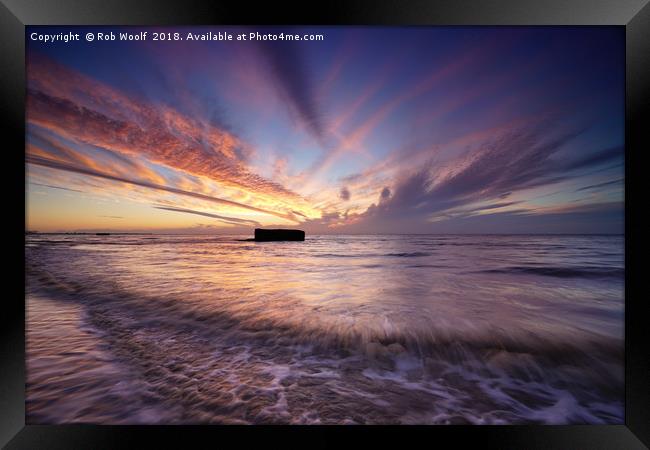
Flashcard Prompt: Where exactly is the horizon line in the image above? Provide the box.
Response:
[25,231,625,236]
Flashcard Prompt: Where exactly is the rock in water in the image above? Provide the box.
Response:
[254,228,305,241]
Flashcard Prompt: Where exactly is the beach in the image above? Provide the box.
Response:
[26,234,624,424]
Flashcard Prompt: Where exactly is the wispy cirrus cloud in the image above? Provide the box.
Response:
[26,27,624,234]
[575,178,623,192]
[29,182,84,193]
[255,39,325,141]
[26,57,309,207]
[337,122,623,232]
[26,153,299,223]
[26,55,328,226]
[154,205,261,227]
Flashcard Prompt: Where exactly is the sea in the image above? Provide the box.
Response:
[25,234,624,424]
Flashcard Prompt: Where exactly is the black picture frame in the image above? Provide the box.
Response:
[2,0,648,448]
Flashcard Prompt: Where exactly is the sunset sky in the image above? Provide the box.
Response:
[26,26,624,234]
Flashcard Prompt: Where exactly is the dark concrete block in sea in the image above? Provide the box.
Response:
[254,228,305,242]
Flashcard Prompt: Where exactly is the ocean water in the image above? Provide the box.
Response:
[25,234,624,424]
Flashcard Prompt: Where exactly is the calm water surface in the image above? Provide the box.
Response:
[26,234,624,424]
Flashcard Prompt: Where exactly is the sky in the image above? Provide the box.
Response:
[26,26,624,234]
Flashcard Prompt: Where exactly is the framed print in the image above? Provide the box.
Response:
[1,0,649,448]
